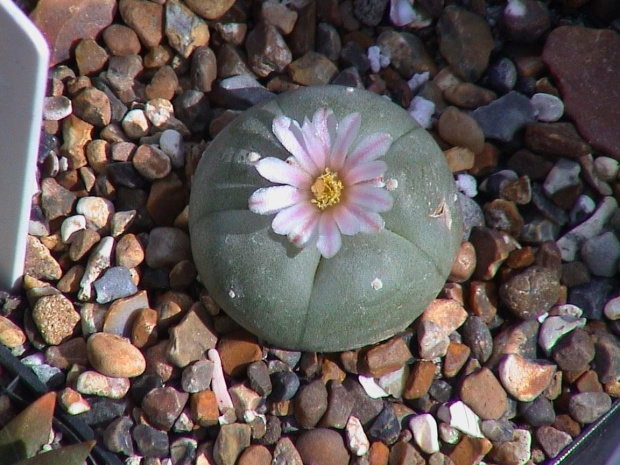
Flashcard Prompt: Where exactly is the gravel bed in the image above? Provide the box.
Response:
[2,0,620,464]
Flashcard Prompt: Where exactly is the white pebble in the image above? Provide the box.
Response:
[43,96,72,121]
[539,316,586,355]
[505,0,526,18]
[556,196,618,261]
[385,178,399,191]
[407,72,429,92]
[358,374,389,399]
[110,210,137,237]
[76,196,115,230]
[345,416,369,456]
[604,295,620,320]
[543,158,580,198]
[593,156,619,182]
[456,173,478,197]
[160,129,185,168]
[569,195,596,225]
[437,401,483,438]
[551,304,583,318]
[79,236,114,301]
[410,414,439,454]
[145,99,175,127]
[122,109,150,139]
[60,215,86,243]
[389,0,418,27]
[367,46,389,74]
[531,93,564,122]
[408,96,435,129]
[377,365,408,398]
[371,278,383,290]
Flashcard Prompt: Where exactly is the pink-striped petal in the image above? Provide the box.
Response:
[333,204,361,236]
[347,184,394,212]
[341,160,388,186]
[316,211,343,258]
[288,211,320,247]
[347,204,385,233]
[343,132,392,170]
[329,112,361,170]
[301,117,327,170]
[312,108,336,154]
[248,186,304,215]
[271,201,317,235]
[255,157,313,188]
[272,116,318,174]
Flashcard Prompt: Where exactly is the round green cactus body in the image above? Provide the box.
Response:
[189,86,462,352]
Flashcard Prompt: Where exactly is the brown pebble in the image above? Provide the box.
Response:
[468,281,498,324]
[364,336,412,378]
[103,24,141,56]
[444,83,496,109]
[142,386,188,431]
[449,435,492,465]
[525,122,591,159]
[460,368,508,420]
[320,380,354,429]
[448,242,476,283]
[368,441,389,465]
[536,426,572,459]
[115,233,144,269]
[443,341,471,378]
[146,174,188,226]
[483,199,523,237]
[444,147,475,173]
[145,340,179,382]
[213,424,252,465]
[217,330,262,377]
[167,302,218,367]
[421,299,468,336]
[184,0,235,20]
[131,308,158,348]
[146,65,178,101]
[238,444,272,465]
[0,316,27,348]
[389,441,426,465]
[499,354,556,402]
[87,332,146,378]
[132,144,171,180]
[288,51,338,86]
[57,265,85,293]
[32,294,81,345]
[403,360,436,400]
[438,106,485,154]
[45,337,88,369]
[75,39,109,76]
[499,266,560,320]
[469,226,515,280]
[118,0,164,48]
[191,46,217,92]
[296,428,350,465]
[246,22,292,77]
[552,328,595,373]
[73,88,111,128]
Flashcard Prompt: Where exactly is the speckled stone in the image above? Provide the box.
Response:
[32,294,81,345]
[568,392,612,424]
[142,386,189,431]
[87,332,146,378]
[499,266,560,320]
[213,424,252,465]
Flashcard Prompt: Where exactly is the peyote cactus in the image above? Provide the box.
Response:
[189,86,462,352]
[0,392,95,465]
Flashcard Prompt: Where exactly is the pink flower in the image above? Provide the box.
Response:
[249,108,394,258]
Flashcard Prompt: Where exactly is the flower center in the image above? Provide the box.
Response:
[311,168,343,210]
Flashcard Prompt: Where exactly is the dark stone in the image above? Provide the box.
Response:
[173,89,210,133]
[568,277,619,320]
[342,377,383,426]
[367,402,401,445]
[130,373,164,404]
[320,380,354,429]
[485,58,518,94]
[543,26,620,160]
[339,40,370,73]
[247,361,272,397]
[500,0,550,43]
[481,419,515,442]
[218,75,275,110]
[428,379,452,403]
[258,415,282,446]
[506,149,553,181]
[461,315,493,363]
[499,266,561,320]
[93,266,138,304]
[552,329,595,373]
[593,332,620,383]
[524,122,591,159]
[530,183,569,226]
[269,371,300,402]
[92,77,128,123]
[76,398,128,427]
[472,91,535,142]
[103,416,134,456]
[106,162,149,189]
[353,0,388,26]
[133,423,170,458]
[519,396,556,427]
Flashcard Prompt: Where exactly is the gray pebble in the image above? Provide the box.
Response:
[367,403,400,445]
[481,419,514,442]
[519,396,555,427]
[472,91,535,142]
[173,89,210,133]
[353,0,388,26]
[568,277,619,320]
[145,227,192,270]
[269,371,300,402]
[93,266,138,304]
[103,416,135,456]
[181,360,214,393]
[458,192,485,241]
[218,75,275,110]
[133,423,170,458]
[581,231,620,277]
[486,57,517,94]
[461,315,493,363]
[531,93,564,122]
[569,195,596,225]
[316,22,341,61]
[568,392,612,424]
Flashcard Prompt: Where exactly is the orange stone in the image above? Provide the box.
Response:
[191,390,219,427]
[403,361,436,400]
[364,337,412,378]
[217,330,263,377]
[368,441,389,465]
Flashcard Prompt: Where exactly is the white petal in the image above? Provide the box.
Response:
[342,160,388,185]
[344,133,392,170]
[316,211,342,258]
[248,186,304,215]
[330,113,361,170]
[312,108,336,154]
[255,157,312,188]
[333,204,361,236]
[301,117,327,170]
[347,204,385,233]
[271,202,317,235]
[273,116,318,174]
[288,211,320,247]
[348,185,394,212]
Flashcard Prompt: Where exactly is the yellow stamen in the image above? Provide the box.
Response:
[311,168,343,210]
